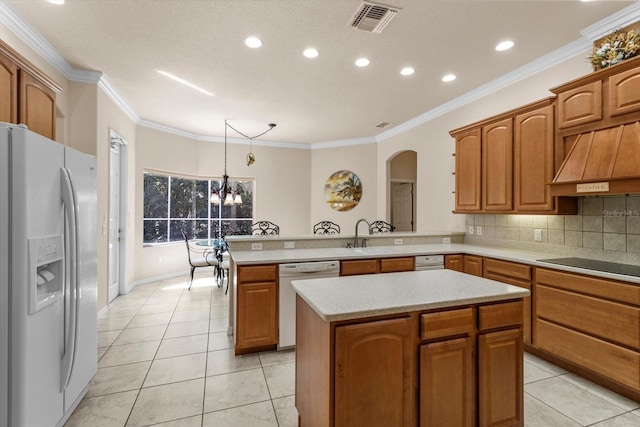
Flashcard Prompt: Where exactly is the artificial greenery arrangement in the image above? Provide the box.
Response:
[591,29,640,70]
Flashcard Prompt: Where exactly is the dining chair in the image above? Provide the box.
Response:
[313,221,340,235]
[370,220,395,233]
[181,231,218,290]
[251,221,280,235]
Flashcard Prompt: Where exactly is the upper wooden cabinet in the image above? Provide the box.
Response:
[0,40,60,140]
[609,66,640,117]
[556,81,602,129]
[514,104,554,211]
[451,98,576,214]
[454,128,482,211]
[482,118,513,211]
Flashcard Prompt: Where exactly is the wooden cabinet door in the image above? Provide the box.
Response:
[335,317,414,427]
[340,259,379,276]
[19,70,56,140]
[609,66,640,117]
[0,51,18,124]
[478,329,524,427]
[454,128,482,211]
[380,257,414,273]
[236,281,277,351]
[514,105,554,212]
[557,81,602,129]
[482,118,513,211]
[463,255,483,277]
[420,338,474,427]
[445,254,464,272]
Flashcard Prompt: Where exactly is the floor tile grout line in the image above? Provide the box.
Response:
[524,391,587,426]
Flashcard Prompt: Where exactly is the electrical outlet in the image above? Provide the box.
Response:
[468,226,474,235]
[157,257,163,264]
[251,243,263,251]
[284,241,295,249]
[394,239,403,245]
[442,237,451,244]
[476,226,483,236]
[534,229,543,242]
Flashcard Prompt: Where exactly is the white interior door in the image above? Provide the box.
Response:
[391,182,414,231]
[108,138,122,303]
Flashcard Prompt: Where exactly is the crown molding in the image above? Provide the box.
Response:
[581,2,640,40]
[98,74,140,122]
[311,137,377,150]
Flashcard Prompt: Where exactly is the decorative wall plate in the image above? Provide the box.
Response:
[325,170,362,211]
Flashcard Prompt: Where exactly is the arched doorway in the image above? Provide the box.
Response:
[388,150,417,231]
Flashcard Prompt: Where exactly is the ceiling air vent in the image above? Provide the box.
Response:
[350,1,400,33]
[376,121,393,129]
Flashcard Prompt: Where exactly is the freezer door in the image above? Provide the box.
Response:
[62,146,97,412]
[9,125,65,427]
[0,127,10,427]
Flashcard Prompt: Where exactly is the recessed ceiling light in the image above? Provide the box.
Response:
[46,0,65,4]
[303,48,319,58]
[355,58,370,67]
[442,74,456,82]
[400,67,415,76]
[495,40,515,51]
[156,70,214,97]
[245,37,262,48]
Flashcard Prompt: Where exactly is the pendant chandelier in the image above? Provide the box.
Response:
[210,120,276,205]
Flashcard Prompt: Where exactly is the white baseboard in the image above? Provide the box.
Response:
[97,305,109,319]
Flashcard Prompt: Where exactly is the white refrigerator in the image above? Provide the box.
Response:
[0,123,97,427]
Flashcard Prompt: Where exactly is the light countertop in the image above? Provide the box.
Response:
[292,269,530,322]
[230,243,640,284]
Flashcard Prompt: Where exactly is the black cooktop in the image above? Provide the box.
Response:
[537,257,640,278]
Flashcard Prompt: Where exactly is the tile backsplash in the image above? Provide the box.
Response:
[464,195,640,264]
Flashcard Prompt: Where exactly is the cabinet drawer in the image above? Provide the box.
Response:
[537,285,640,349]
[380,257,414,273]
[536,268,640,306]
[537,319,640,390]
[478,301,523,331]
[484,258,531,282]
[420,308,475,340]
[557,81,602,128]
[609,66,640,117]
[237,265,278,283]
[340,259,379,276]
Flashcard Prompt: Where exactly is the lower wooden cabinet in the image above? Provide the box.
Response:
[464,255,484,277]
[235,265,278,354]
[340,256,415,276]
[420,337,474,427]
[445,254,464,272]
[335,317,414,427]
[478,328,524,427]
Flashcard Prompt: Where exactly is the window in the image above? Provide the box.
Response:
[143,172,254,244]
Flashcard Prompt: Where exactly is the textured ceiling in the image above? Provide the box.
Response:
[4,0,636,144]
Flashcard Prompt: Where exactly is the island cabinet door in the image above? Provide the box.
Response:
[420,337,474,427]
[236,282,277,352]
[478,329,524,427]
[334,317,414,427]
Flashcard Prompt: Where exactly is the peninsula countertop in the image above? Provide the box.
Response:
[291,269,530,322]
[230,243,640,284]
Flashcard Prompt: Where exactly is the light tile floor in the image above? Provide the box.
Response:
[66,272,640,426]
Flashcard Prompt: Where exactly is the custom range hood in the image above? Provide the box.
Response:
[549,122,640,197]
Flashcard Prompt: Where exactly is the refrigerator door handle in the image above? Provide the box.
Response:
[60,167,79,392]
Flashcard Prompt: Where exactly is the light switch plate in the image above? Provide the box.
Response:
[442,237,451,244]
[468,226,474,235]
[284,241,295,249]
[394,239,403,245]
[251,243,263,251]
[476,226,483,236]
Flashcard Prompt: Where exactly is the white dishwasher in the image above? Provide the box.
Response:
[278,260,340,350]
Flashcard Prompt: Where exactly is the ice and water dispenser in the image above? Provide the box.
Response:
[28,235,64,314]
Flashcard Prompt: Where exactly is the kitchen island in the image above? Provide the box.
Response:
[292,269,529,427]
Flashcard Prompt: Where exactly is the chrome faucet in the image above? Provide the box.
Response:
[353,218,370,248]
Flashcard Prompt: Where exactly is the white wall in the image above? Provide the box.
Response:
[376,54,594,233]
[310,143,378,234]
